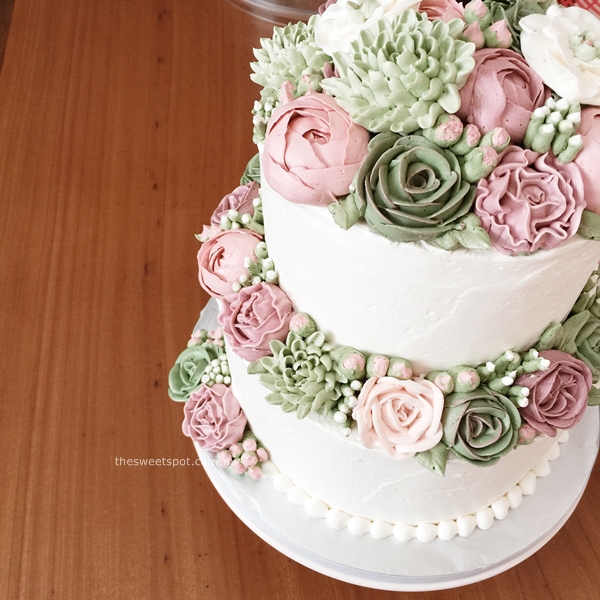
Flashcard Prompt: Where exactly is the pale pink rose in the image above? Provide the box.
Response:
[210,182,259,229]
[574,107,600,214]
[352,377,444,459]
[218,282,294,361]
[197,229,262,298]
[516,350,592,437]
[419,0,463,21]
[182,384,247,452]
[475,146,585,255]
[457,48,547,144]
[263,91,370,206]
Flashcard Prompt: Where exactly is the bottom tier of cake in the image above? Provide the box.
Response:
[227,348,563,535]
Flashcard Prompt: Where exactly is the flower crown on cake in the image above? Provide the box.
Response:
[170,0,600,478]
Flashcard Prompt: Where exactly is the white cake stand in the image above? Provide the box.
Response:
[193,303,600,591]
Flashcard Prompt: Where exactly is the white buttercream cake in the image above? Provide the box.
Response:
[170,0,600,543]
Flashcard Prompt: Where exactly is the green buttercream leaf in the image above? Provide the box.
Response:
[266,392,284,405]
[578,210,600,241]
[328,192,366,230]
[414,442,448,476]
[559,311,591,355]
[588,386,600,406]
[535,323,564,351]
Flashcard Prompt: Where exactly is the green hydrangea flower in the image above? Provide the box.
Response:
[321,10,475,134]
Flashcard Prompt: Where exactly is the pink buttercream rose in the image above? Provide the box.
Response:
[182,383,247,452]
[210,182,259,229]
[574,107,600,214]
[197,229,262,298]
[352,377,444,459]
[263,91,370,206]
[419,0,463,21]
[516,350,592,437]
[218,282,294,361]
[475,146,585,255]
[457,48,547,144]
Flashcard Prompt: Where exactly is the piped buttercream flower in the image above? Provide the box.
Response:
[262,91,370,206]
[457,48,547,145]
[356,132,475,242]
[419,0,463,22]
[474,146,585,255]
[352,376,444,459]
[168,342,224,401]
[515,350,592,437]
[442,387,521,465]
[197,229,262,298]
[218,282,294,361]
[210,182,259,230]
[320,10,476,134]
[574,107,600,214]
[314,0,421,56]
[520,5,600,105]
[182,384,247,452]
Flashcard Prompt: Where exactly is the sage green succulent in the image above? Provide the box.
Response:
[168,341,224,402]
[251,15,330,93]
[240,153,261,186]
[248,331,359,419]
[321,10,475,134]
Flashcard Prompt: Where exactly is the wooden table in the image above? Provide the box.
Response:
[1,0,599,598]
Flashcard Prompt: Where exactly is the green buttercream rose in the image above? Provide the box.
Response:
[442,387,521,466]
[168,342,223,402]
[560,310,600,383]
[357,132,476,242]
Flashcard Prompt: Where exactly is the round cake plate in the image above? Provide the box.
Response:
[193,303,600,591]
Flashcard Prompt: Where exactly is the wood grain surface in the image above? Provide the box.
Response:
[1,0,599,598]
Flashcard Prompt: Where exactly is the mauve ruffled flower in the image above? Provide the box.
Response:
[574,107,600,214]
[262,91,369,206]
[210,182,260,229]
[516,350,592,437]
[218,282,294,361]
[352,377,444,459]
[475,146,585,255]
[197,229,262,298]
[457,48,547,145]
[182,384,247,452]
[419,0,463,21]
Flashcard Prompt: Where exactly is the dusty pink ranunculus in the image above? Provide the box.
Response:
[197,229,262,298]
[475,146,585,255]
[516,350,592,437]
[182,383,247,452]
[352,377,444,459]
[210,182,259,229]
[263,91,370,206]
[457,48,547,145]
[419,0,463,21]
[218,282,294,361]
[574,107,600,215]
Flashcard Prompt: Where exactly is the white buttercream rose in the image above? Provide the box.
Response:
[315,0,421,57]
[352,377,444,459]
[520,5,600,105]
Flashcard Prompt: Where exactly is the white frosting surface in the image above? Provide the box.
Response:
[228,348,559,525]
[261,176,600,373]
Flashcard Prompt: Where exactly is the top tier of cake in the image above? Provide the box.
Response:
[262,174,600,373]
